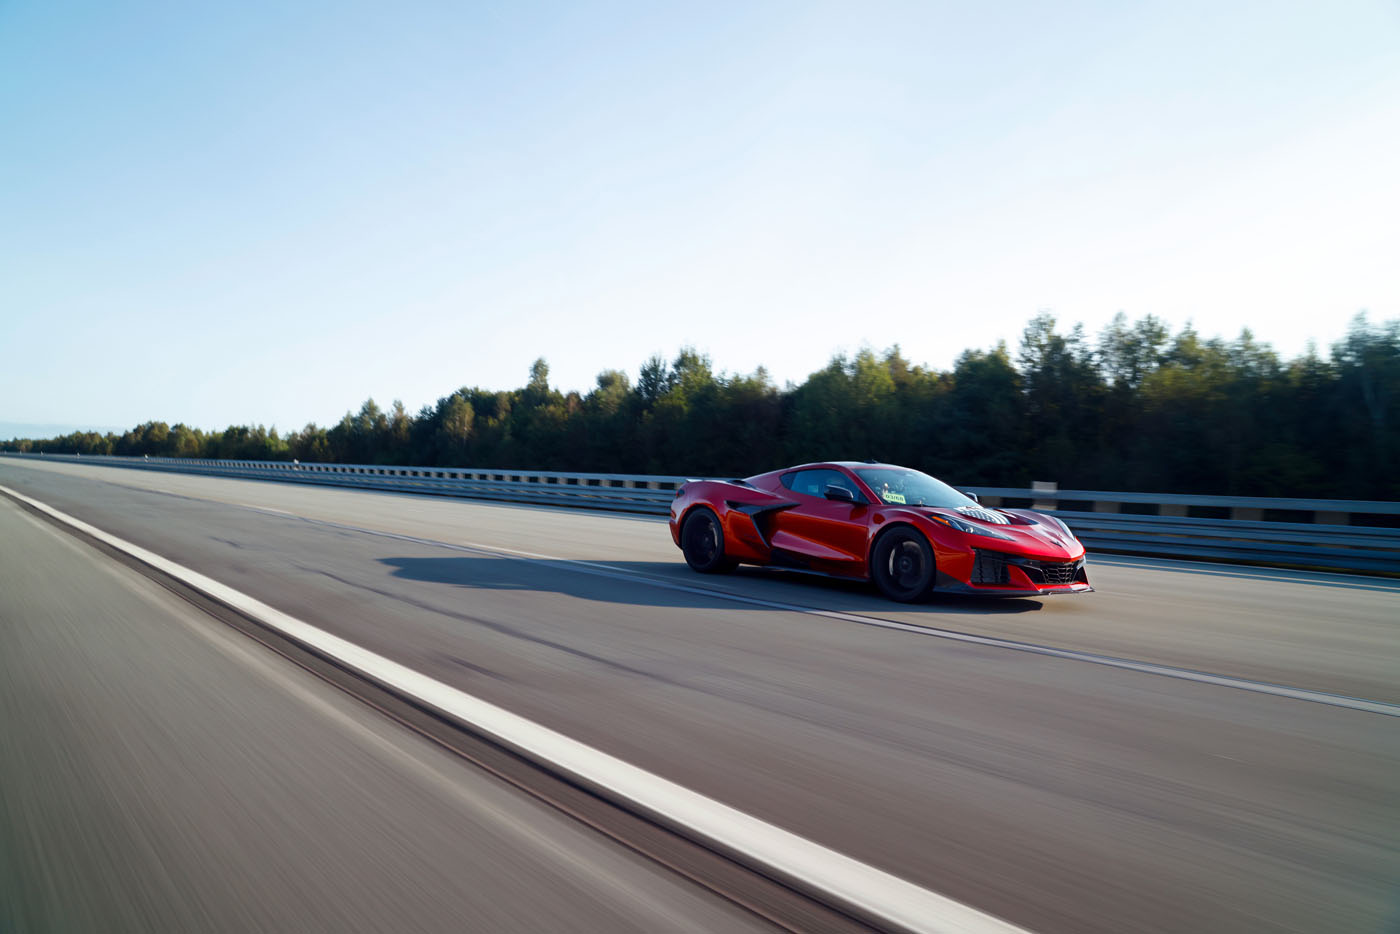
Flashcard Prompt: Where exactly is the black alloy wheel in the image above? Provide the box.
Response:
[681,508,737,573]
[871,527,935,602]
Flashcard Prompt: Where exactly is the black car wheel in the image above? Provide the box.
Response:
[871,527,935,602]
[681,508,737,573]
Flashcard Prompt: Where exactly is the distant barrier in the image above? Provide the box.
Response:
[4,453,1397,574]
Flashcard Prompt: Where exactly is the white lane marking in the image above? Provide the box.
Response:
[1,483,1030,934]
[237,502,292,515]
[253,511,1400,720]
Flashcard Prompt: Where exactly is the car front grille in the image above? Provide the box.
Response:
[971,550,1085,587]
[1047,562,1079,584]
[1021,558,1085,585]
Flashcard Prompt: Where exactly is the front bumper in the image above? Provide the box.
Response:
[936,574,1094,597]
[938,548,1093,596]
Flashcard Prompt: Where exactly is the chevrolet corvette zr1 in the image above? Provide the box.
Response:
[669,462,1091,601]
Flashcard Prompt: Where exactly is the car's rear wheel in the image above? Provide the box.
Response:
[871,527,935,602]
[681,508,737,573]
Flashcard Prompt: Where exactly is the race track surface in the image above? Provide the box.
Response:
[2,458,1397,933]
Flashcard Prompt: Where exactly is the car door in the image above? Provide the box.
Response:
[767,468,871,575]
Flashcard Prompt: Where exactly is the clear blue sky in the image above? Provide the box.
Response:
[3,0,1397,434]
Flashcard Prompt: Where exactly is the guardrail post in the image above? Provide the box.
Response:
[1315,511,1350,525]
[1032,481,1057,511]
[1230,507,1263,521]
[1159,504,1188,517]
[1093,501,1120,513]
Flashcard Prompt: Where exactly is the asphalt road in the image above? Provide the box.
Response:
[2,458,1398,933]
[0,494,772,933]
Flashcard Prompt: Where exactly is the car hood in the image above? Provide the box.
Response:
[924,506,1085,561]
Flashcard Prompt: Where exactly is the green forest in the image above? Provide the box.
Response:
[7,313,1399,500]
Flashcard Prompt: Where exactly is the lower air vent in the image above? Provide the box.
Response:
[971,550,1011,585]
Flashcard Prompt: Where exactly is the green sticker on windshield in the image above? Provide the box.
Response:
[882,491,906,504]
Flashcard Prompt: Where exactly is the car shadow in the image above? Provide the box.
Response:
[379,556,1044,615]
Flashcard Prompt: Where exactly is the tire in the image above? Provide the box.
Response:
[871,526,935,602]
[681,508,737,573]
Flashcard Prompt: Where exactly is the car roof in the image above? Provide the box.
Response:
[800,461,902,470]
[752,461,904,476]
[742,461,912,487]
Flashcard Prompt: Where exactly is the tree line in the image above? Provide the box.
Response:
[7,313,1398,500]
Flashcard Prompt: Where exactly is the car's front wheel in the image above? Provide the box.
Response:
[871,527,935,602]
[681,508,737,573]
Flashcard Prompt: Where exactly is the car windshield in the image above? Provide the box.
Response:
[854,468,976,508]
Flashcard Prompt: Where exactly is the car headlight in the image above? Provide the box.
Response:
[929,513,1016,541]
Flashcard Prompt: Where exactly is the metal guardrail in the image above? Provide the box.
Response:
[3,453,684,513]
[970,485,1400,520]
[4,453,1397,574]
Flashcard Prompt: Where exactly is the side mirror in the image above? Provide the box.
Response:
[825,484,857,503]
[962,491,980,503]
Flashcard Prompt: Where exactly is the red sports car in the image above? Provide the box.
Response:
[669,461,1091,601]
